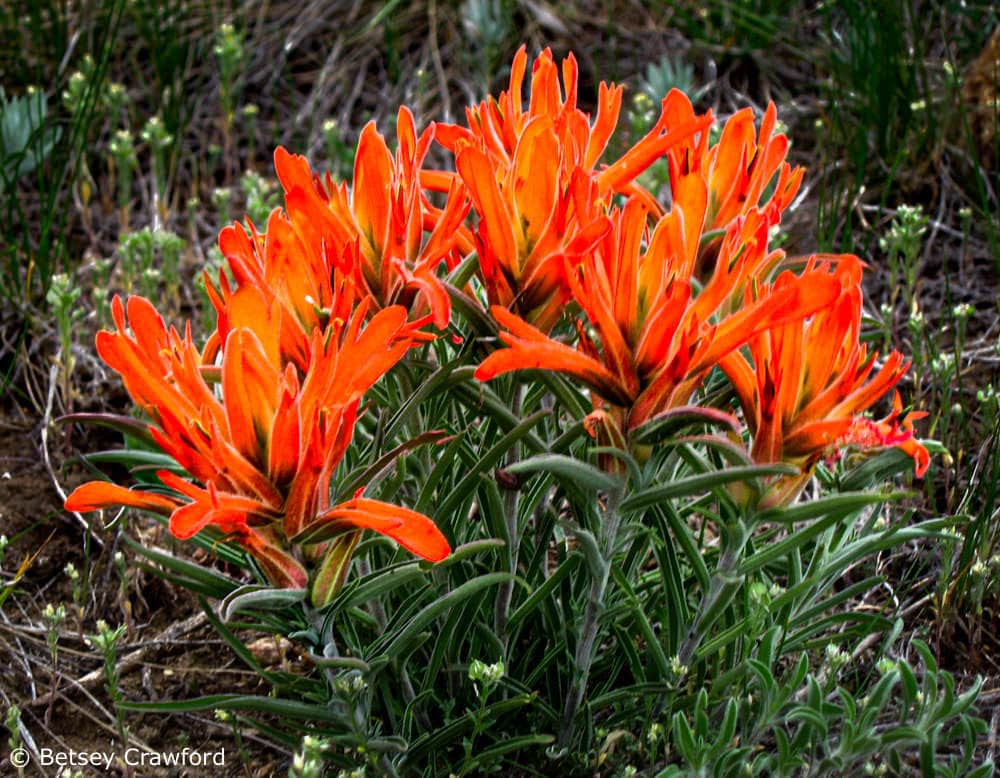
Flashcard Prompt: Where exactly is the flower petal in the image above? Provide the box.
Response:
[296,498,450,562]
[64,482,177,516]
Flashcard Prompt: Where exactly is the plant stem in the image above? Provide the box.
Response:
[494,383,524,650]
[558,494,621,751]
[678,527,748,668]
[494,485,519,644]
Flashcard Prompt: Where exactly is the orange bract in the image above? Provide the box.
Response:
[720,257,929,481]
[431,47,712,331]
[662,91,804,279]
[271,106,470,330]
[476,198,842,432]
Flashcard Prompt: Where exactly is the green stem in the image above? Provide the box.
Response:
[677,525,748,668]
[558,494,622,752]
[494,382,524,650]
[493,486,519,644]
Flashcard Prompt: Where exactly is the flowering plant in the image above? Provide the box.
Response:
[65,46,949,772]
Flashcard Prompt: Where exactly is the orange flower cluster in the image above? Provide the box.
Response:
[720,259,930,478]
[67,46,929,587]
[462,48,928,487]
[66,204,451,605]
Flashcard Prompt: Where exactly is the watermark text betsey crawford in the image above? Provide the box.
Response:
[35,746,227,769]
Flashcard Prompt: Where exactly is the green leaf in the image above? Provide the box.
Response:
[740,499,888,575]
[535,371,590,420]
[507,453,622,492]
[199,598,287,685]
[621,464,796,513]
[838,447,924,489]
[57,412,157,446]
[631,405,740,446]
[369,572,514,660]
[452,381,547,448]
[610,565,671,681]
[339,429,448,499]
[464,733,555,767]
[312,656,371,672]
[81,449,187,471]
[716,697,738,750]
[219,585,306,622]
[445,281,497,336]
[327,561,425,614]
[882,725,925,744]
[416,431,469,514]
[590,445,643,485]
[786,705,829,736]
[404,694,536,763]
[122,536,242,598]
[384,361,474,441]
[435,409,550,523]
[447,251,480,288]
[434,538,507,567]
[310,533,361,608]
[672,711,698,765]
[757,491,900,526]
[508,554,581,630]
[119,694,341,721]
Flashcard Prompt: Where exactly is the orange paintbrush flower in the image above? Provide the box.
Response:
[476,197,842,433]
[662,91,804,279]
[65,295,451,602]
[719,257,929,488]
[432,46,625,190]
[270,106,470,330]
[212,208,362,373]
[453,135,612,331]
[429,47,712,331]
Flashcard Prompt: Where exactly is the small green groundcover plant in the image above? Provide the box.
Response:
[63,46,990,777]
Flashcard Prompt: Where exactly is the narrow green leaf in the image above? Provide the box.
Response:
[384,361,473,441]
[329,562,425,614]
[631,405,740,445]
[465,733,555,766]
[404,695,536,762]
[672,711,698,765]
[312,656,371,672]
[416,431,469,514]
[370,572,513,659]
[507,453,622,492]
[435,538,507,567]
[452,382,547,450]
[447,251,480,288]
[881,725,925,744]
[119,694,340,721]
[445,281,497,336]
[653,503,711,592]
[122,536,242,598]
[740,506,866,575]
[756,491,900,526]
[621,464,795,513]
[81,449,187,471]
[340,429,448,498]
[435,409,550,523]
[508,554,581,630]
[839,447,925,490]
[610,565,671,681]
[568,525,605,580]
[219,585,306,622]
[58,412,157,446]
